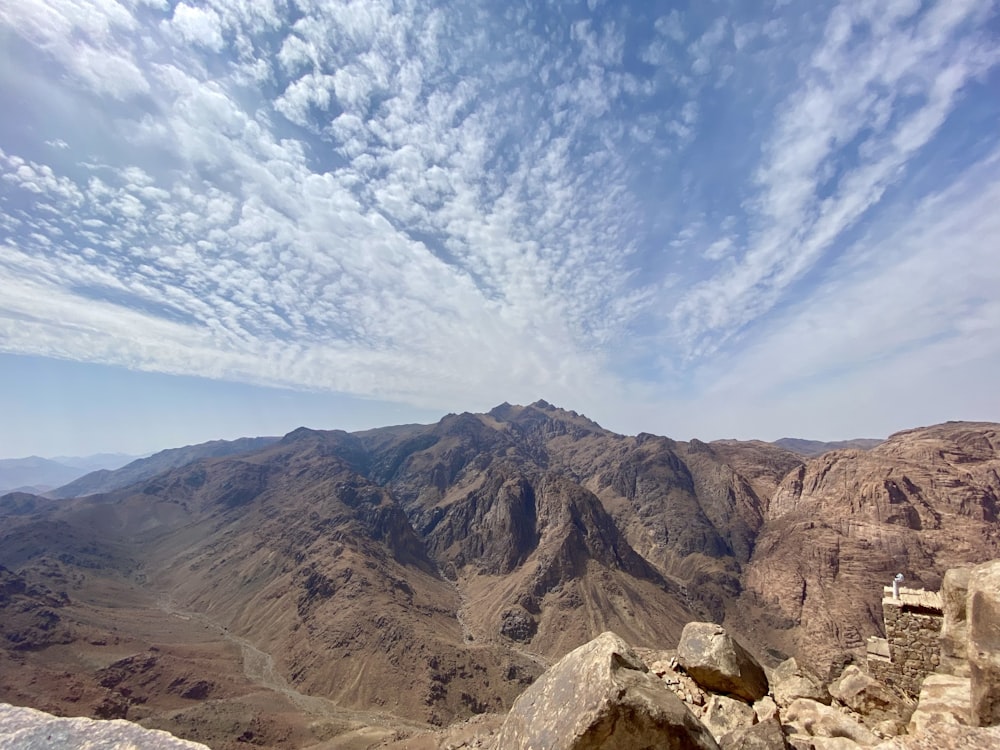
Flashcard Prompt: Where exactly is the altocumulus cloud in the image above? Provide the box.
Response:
[0,0,998,439]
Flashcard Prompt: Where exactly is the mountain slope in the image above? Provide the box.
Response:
[51,437,279,498]
[743,421,1000,673]
[2,407,999,747]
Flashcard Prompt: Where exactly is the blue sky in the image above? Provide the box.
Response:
[1,0,998,457]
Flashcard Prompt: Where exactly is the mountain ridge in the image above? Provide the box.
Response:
[1,405,998,748]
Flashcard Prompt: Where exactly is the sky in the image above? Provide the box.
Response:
[1,0,998,457]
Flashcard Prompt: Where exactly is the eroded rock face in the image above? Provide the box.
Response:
[492,631,720,750]
[939,567,971,676]
[968,560,1000,726]
[0,702,209,749]
[678,623,769,702]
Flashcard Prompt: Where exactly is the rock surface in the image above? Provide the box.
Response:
[907,673,970,734]
[492,631,720,750]
[968,560,1000,726]
[939,567,971,677]
[720,717,788,750]
[874,722,1000,749]
[772,658,829,708]
[744,423,1000,674]
[678,622,769,702]
[703,694,757,741]
[0,702,209,748]
[828,665,911,727]
[782,698,878,746]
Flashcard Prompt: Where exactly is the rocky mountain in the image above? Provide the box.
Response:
[1,405,998,748]
[0,453,138,495]
[743,421,1000,674]
[50,436,278,498]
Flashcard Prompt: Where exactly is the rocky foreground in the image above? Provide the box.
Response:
[4,560,999,749]
[2,410,998,747]
[377,558,1000,750]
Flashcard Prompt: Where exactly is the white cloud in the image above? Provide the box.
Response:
[0,0,997,444]
[166,3,225,52]
[671,0,999,356]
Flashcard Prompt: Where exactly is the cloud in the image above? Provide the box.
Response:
[670,0,999,357]
[0,0,997,442]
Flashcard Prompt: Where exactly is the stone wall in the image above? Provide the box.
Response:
[867,587,943,697]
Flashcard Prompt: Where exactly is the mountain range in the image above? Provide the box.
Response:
[0,453,137,495]
[1,403,997,749]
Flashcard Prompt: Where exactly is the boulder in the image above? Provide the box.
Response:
[720,717,789,750]
[907,673,969,734]
[873,722,1000,749]
[968,560,1000,726]
[811,740,867,750]
[754,696,779,723]
[0,702,208,749]
[772,658,829,708]
[492,631,720,750]
[678,623,769,702]
[939,567,971,677]
[703,694,756,741]
[782,698,878,746]
[828,666,912,726]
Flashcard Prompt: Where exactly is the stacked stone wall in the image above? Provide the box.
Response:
[870,602,942,696]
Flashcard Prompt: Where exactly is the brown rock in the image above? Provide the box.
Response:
[874,722,1000,749]
[782,699,878,746]
[492,631,720,750]
[907,673,970,734]
[678,623,769,702]
[939,567,971,676]
[772,658,829,708]
[744,423,1000,675]
[754,696,779,723]
[720,717,788,750]
[968,560,1000,726]
[703,694,757,741]
[828,666,912,726]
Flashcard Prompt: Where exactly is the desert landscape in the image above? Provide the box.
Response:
[2,402,998,748]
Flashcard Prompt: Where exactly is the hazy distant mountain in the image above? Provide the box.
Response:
[0,454,135,495]
[51,453,138,472]
[772,437,883,456]
[50,437,280,498]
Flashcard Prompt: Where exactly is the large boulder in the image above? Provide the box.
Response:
[720,717,788,750]
[703,694,756,741]
[968,560,1000,726]
[492,631,720,750]
[828,665,913,727]
[907,673,970,735]
[874,721,1000,749]
[678,623,769,702]
[939,567,972,677]
[772,658,829,708]
[782,698,878,746]
[0,703,209,749]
